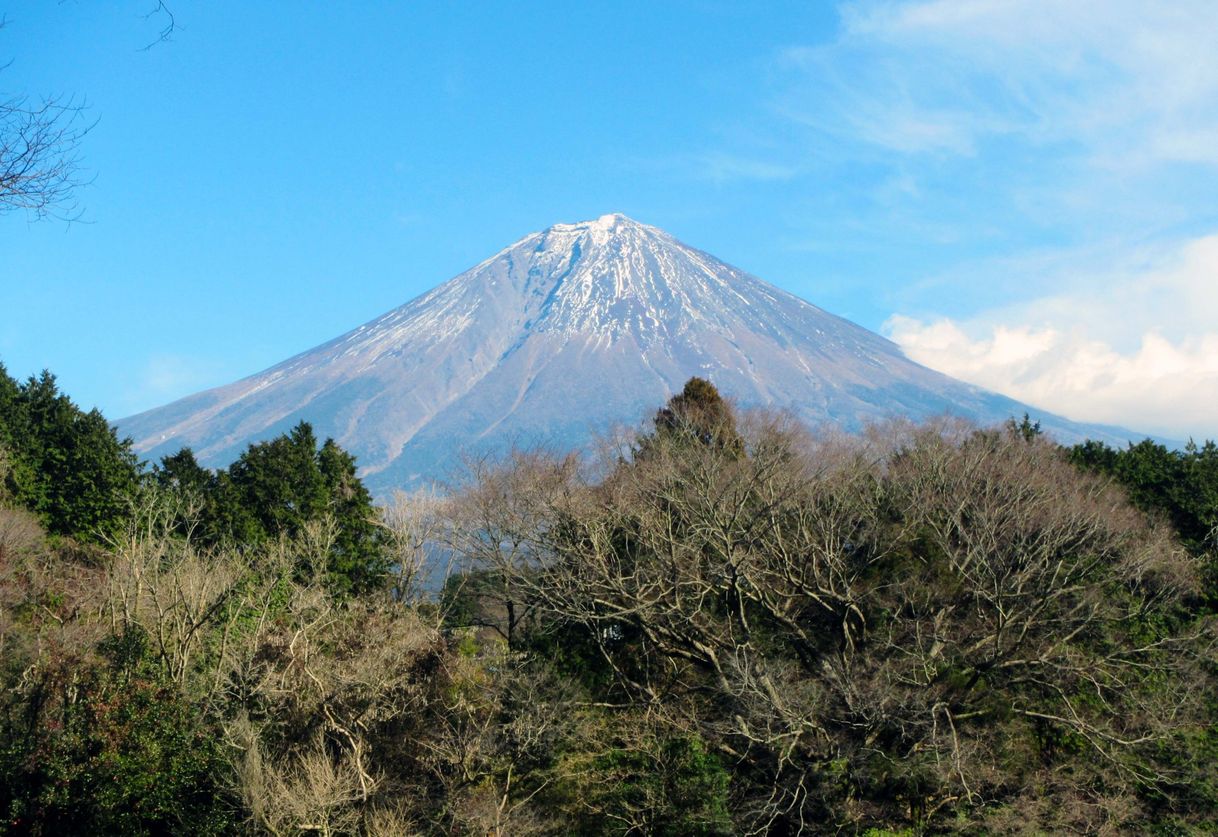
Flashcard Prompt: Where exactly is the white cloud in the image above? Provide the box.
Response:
[886,235,1218,438]
[766,2,1218,439]
[812,0,1218,168]
[738,1,1218,439]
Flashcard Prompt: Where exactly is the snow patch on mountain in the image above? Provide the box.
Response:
[119,214,1136,495]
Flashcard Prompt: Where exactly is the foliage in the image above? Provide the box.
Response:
[639,376,743,457]
[456,399,1215,832]
[0,533,234,834]
[0,364,140,541]
[1070,437,1218,601]
[548,727,733,836]
[155,422,388,595]
[0,372,1215,834]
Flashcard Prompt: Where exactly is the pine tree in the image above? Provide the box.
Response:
[157,422,387,594]
[0,364,140,540]
[641,377,744,458]
[318,437,386,594]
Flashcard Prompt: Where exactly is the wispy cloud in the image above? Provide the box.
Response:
[696,152,808,186]
[118,354,228,418]
[632,150,803,185]
[692,151,803,183]
[760,0,1218,237]
[792,0,1218,169]
[749,1,1218,436]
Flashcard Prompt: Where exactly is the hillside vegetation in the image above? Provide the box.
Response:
[0,366,1215,834]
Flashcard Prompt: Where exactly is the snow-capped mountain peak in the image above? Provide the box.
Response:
[119,215,1129,494]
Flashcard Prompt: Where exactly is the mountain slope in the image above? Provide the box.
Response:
[119,214,1131,494]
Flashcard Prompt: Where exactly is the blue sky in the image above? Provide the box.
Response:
[2,1,1216,438]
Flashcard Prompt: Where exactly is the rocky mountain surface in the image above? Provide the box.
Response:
[119,214,1133,494]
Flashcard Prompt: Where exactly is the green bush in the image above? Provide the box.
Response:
[0,630,235,835]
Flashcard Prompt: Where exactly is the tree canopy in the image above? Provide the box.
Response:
[155,422,387,595]
[1,372,1215,833]
[447,383,1217,832]
[0,363,140,541]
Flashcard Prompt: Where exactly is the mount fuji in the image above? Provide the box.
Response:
[119,214,1132,495]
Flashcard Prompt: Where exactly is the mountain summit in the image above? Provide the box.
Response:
[120,215,1122,493]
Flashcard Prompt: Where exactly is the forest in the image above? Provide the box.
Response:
[1,366,1216,835]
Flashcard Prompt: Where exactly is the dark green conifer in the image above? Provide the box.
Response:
[0,363,140,540]
[642,376,744,458]
[157,421,387,594]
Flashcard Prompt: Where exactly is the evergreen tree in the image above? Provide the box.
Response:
[1007,412,1043,443]
[0,363,141,540]
[1070,438,1218,556]
[640,377,744,458]
[1071,436,1218,602]
[155,446,211,496]
[156,422,387,594]
[228,422,330,539]
[317,437,387,595]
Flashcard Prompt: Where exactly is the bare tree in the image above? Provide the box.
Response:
[1,3,181,219]
[0,14,91,219]
[140,2,178,49]
[380,487,449,607]
[0,90,89,219]
[454,411,1214,832]
[444,450,579,649]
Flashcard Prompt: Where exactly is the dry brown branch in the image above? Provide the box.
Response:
[448,414,1213,830]
[0,91,90,219]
